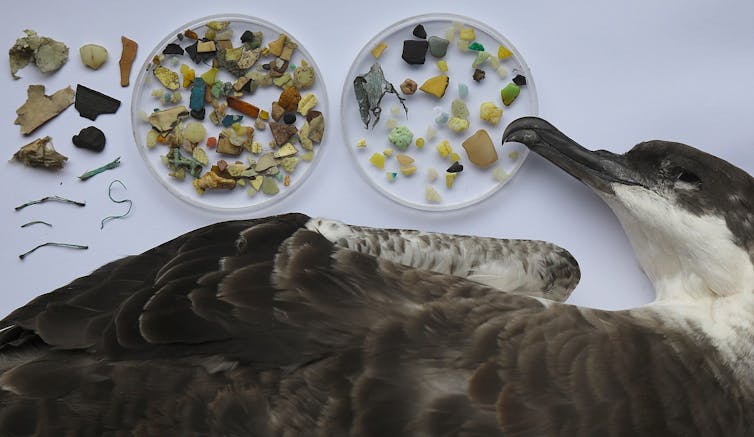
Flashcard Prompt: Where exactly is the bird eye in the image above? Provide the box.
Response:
[676,170,701,184]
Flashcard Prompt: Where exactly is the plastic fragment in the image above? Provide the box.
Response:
[462,129,498,168]
[164,147,203,178]
[100,180,132,229]
[459,27,476,41]
[445,172,457,188]
[383,148,394,157]
[402,40,429,64]
[19,243,88,260]
[119,36,138,87]
[193,147,208,166]
[496,66,508,78]
[386,172,398,182]
[436,60,448,72]
[74,84,121,120]
[385,119,398,129]
[400,79,417,95]
[12,136,67,169]
[10,30,69,79]
[436,140,452,159]
[447,117,469,132]
[356,138,367,148]
[261,176,279,195]
[419,74,449,98]
[451,99,469,120]
[509,151,519,161]
[428,36,449,58]
[353,63,407,128]
[426,125,437,141]
[415,137,425,148]
[388,126,414,151]
[79,44,108,69]
[493,166,509,181]
[468,41,484,51]
[480,102,503,125]
[412,24,427,39]
[512,74,527,86]
[396,154,414,166]
[154,66,180,90]
[458,83,469,99]
[14,85,74,135]
[501,82,521,106]
[279,86,301,111]
[293,60,315,89]
[427,167,438,182]
[447,161,464,173]
[497,45,513,59]
[425,185,442,203]
[149,106,188,133]
[15,195,85,211]
[369,152,385,169]
[227,96,260,117]
[273,143,298,158]
[162,43,184,56]
[193,171,236,194]
[473,69,486,82]
[297,93,317,116]
[472,51,492,68]
[79,156,121,181]
[371,42,387,58]
[183,122,207,143]
[221,114,243,127]
[400,166,417,176]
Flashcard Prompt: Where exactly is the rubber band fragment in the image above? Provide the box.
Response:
[20,220,52,228]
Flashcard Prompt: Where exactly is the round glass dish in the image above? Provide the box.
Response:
[341,13,538,211]
[132,14,328,213]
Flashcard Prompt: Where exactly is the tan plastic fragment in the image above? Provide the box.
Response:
[14,85,75,135]
[119,36,138,87]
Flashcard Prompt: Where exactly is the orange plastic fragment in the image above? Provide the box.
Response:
[227,96,260,118]
[284,175,291,186]
[184,29,198,40]
[206,136,217,148]
[119,36,138,87]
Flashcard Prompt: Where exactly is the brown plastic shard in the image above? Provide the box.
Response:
[119,36,138,87]
[14,85,74,135]
[12,136,68,169]
[9,30,69,79]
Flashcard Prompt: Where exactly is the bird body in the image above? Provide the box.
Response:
[0,117,752,436]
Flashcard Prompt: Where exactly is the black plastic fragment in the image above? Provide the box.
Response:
[401,40,429,65]
[447,161,464,173]
[72,126,106,152]
[185,40,215,64]
[473,68,486,82]
[283,112,296,125]
[162,43,184,56]
[412,24,427,39]
[190,108,206,120]
[512,74,527,86]
[74,85,121,121]
[240,30,254,43]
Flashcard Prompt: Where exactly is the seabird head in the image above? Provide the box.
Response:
[504,117,754,302]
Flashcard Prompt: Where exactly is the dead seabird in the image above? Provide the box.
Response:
[0,117,750,435]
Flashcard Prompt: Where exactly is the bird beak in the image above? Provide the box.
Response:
[503,117,642,194]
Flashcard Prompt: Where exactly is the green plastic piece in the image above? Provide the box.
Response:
[501,83,521,106]
[388,125,414,151]
[468,41,485,51]
[261,176,279,195]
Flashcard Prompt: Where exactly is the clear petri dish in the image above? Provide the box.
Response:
[341,13,538,211]
[131,14,328,213]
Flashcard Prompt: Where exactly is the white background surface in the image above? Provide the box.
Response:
[1,0,752,318]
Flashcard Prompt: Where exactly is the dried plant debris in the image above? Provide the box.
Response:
[19,242,88,260]
[75,84,121,120]
[14,85,74,135]
[353,63,406,129]
[119,36,138,87]
[15,195,85,211]
[11,136,68,170]
[9,30,69,79]
[100,180,132,229]
[20,220,52,228]
[72,126,106,152]
[79,157,121,181]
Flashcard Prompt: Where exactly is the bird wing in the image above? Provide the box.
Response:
[0,213,744,436]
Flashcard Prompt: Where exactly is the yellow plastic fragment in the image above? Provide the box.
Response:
[480,102,504,125]
[267,34,287,57]
[301,151,315,161]
[369,152,385,169]
[427,168,438,182]
[201,68,218,85]
[425,185,442,203]
[259,110,269,120]
[251,141,263,154]
[385,118,398,129]
[498,45,513,59]
[180,64,195,88]
[415,137,425,148]
[192,146,208,165]
[273,143,298,158]
[426,125,437,141]
[450,152,461,162]
[383,148,394,157]
[227,162,246,177]
[447,117,470,132]
[146,130,158,148]
[436,140,452,159]
[386,172,398,183]
[400,166,417,176]
[436,60,448,72]
[371,42,387,58]
[356,138,367,148]
[154,66,179,91]
[250,175,264,191]
[446,172,457,188]
[419,74,450,98]
[297,93,317,116]
[459,27,476,41]
[509,151,519,161]
[396,154,414,166]
[237,179,246,187]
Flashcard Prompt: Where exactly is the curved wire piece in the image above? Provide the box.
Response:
[100,180,133,229]
[20,220,53,228]
[19,242,88,260]
[15,196,86,211]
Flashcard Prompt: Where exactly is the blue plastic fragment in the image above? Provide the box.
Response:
[221,114,244,127]
[435,112,450,126]
[458,83,469,99]
[189,78,206,111]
